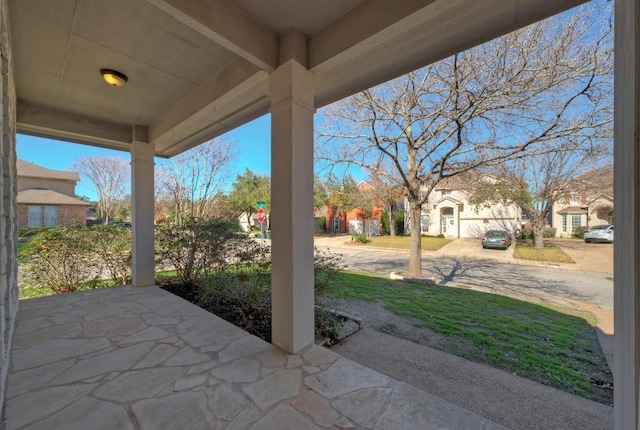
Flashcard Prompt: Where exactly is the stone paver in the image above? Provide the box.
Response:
[5,286,505,429]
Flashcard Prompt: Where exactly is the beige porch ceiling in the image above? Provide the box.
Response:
[10,0,586,158]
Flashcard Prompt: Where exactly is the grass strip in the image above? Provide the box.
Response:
[364,236,453,251]
[331,271,611,404]
[514,242,575,263]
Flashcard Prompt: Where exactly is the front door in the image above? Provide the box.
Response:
[441,207,454,236]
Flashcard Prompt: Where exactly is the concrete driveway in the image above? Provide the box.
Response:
[547,238,613,274]
[436,237,515,263]
[430,237,613,275]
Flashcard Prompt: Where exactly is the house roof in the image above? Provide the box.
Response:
[574,165,614,198]
[17,159,80,182]
[17,189,91,206]
[435,170,484,191]
[557,206,587,215]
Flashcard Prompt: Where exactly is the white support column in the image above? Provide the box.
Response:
[269,60,316,354]
[130,134,155,287]
[614,0,640,428]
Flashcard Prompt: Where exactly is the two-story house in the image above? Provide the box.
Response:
[325,181,385,235]
[17,159,90,229]
[405,172,521,238]
[551,166,614,237]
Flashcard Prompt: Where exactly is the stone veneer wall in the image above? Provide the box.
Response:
[17,204,87,229]
[0,0,17,426]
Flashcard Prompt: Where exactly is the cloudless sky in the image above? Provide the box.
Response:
[17,114,273,201]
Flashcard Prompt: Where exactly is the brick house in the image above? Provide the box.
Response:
[325,181,384,235]
[16,159,90,229]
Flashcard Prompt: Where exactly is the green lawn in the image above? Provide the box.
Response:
[364,235,453,251]
[331,271,612,404]
[514,241,575,263]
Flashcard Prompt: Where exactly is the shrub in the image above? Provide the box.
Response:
[195,246,346,343]
[198,268,272,339]
[436,233,445,239]
[89,224,132,285]
[353,232,370,244]
[544,228,557,238]
[19,226,97,294]
[520,229,534,241]
[572,226,588,239]
[318,217,327,232]
[155,217,244,287]
[313,247,346,342]
[381,211,405,235]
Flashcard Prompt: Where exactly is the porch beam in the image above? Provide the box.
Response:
[16,102,132,151]
[146,0,278,71]
[269,59,316,354]
[149,57,268,156]
[130,132,156,287]
[613,0,640,428]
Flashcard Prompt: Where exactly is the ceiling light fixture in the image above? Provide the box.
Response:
[100,69,128,87]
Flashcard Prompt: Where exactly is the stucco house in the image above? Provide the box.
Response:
[16,159,90,229]
[551,166,614,237]
[406,172,521,238]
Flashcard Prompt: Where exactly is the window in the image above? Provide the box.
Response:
[441,207,454,216]
[420,215,429,233]
[561,214,567,233]
[442,190,451,196]
[28,205,41,228]
[44,206,58,226]
[571,214,581,233]
[332,217,341,231]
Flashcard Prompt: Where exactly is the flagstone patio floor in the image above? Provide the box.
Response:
[5,286,506,429]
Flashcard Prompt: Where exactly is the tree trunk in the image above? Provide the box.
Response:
[408,203,422,277]
[387,202,396,237]
[532,221,545,249]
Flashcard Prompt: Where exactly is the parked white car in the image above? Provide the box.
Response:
[584,225,614,243]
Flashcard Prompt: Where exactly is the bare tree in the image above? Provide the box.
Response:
[72,156,130,225]
[316,4,612,277]
[156,137,237,223]
[470,143,611,249]
[365,172,405,237]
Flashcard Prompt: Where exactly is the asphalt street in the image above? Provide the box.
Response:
[321,246,613,309]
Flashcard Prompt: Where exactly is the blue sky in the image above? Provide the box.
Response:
[17,114,273,201]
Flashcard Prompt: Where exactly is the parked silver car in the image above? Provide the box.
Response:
[584,225,614,243]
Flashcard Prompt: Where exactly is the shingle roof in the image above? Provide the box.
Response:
[435,170,484,190]
[17,159,80,181]
[17,189,91,206]
[557,206,588,214]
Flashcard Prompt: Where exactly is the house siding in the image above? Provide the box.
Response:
[17,176,75,196]
[0,0,17,422]
[17,204,87,230]
[550,167,614,237]
[407,186,520,238]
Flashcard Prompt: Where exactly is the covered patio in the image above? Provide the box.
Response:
[5,286,504,429]
[2,0,640,428]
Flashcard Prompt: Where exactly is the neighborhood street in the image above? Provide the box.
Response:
[314,238,613,310]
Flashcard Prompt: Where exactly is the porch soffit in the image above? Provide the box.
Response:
[10,0,586,158]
